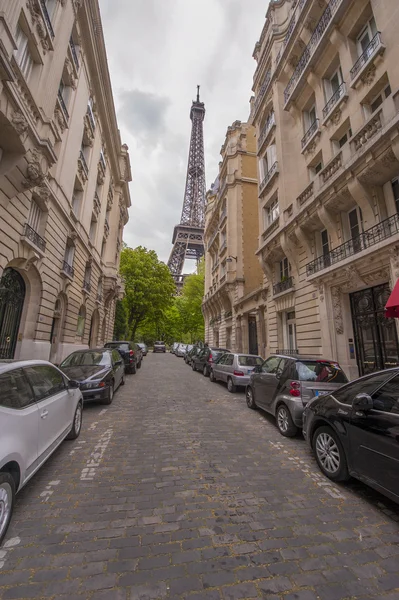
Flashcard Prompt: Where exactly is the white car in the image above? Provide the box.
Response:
[0,360,83,544]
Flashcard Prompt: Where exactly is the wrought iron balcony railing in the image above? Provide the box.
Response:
[275,0,307,67]
[273,276,294,296]
[69,37,79,69]
[79,150,88,177]
[219,239,227,253]
[94,192,101,213]
[259,161,278,194]
[258,112,276,149]
[284,0,341,105]
[207,229,219,250]
[322,82,347,120]
[87,106,96,131]
[40,0,55,39]
[24,223,46,252]
[62,260,74,278]
[350,32,383,80]
[219,208,227,224]
[83,280,91,293]
[253,70,272,115]
[99,152,106,171]
[57,89,69,120]
[301,119,319,149]
[306,213,399,276]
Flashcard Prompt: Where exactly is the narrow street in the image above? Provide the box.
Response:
[1,354,399,600]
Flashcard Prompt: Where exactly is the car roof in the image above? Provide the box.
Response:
[271,354,338,363]
[0,359,59,374]
[105,341,130,344]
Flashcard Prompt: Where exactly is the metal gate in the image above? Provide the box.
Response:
[350,283,399,376]
[0,268,26,359]
[248,315,258,356]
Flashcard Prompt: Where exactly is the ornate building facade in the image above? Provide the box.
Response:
[250,0,399,378]
[0,0,131,363]
[202,121,264,354]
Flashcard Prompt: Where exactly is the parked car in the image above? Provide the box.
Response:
[210,353,263,393]
[175,343,188,358]
[192,347,229,377]
[0,360,83,544]
[153,341,166,353]
[134,343,143,368]
[303,368,399,503]
[137,343,148,357]
[186,345,202,366]
[184,345,194,363]
[246,354,348,437]
[60,348,125,404]
[170,343,179,354]
[104,341,139,374]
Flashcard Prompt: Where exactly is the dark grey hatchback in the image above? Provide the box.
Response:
[303,368,399,504]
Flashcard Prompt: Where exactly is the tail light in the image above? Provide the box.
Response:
[209,353,213,363]
[233,370,244,377]
[129,349,134,356]
[290,381,301,397]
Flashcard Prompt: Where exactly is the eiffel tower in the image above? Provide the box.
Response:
[167,86,206,291]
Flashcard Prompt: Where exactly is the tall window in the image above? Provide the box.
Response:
[303,104,317,132]
[64,241,75,268]
[321,229,329,257]
[77,306,85,337]
[15,25,34,80]
[28,200,42,233]
[324,67,343,103]
[279,257,289,282]
[267,198,279,226]
[284,311,297,352]
[357,17,377,58]
[89,218,97,242]
[392,177,399,214]
[84,264,91,287]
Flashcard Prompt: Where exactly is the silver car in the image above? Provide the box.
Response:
[210,353,263,393]
[175,343,188,358]
[0,360,83,544]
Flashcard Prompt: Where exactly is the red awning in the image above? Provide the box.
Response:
[385,279,399,318]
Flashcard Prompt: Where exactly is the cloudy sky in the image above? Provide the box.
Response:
[99,0,267,265]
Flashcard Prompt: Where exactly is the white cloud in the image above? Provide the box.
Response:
[99,0,266,265]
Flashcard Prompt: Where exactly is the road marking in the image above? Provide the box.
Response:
[0,537,21,570]
[80,428,113,481]
[89,421,99,431]
[40,479,61,503]
[69,439,86,456]
[99,409,108,416]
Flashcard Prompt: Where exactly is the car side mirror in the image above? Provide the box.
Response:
[353,393,373,412]
[68,380,80,389]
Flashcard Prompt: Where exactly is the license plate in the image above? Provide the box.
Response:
[315,390,328,397]
[247,370,252,375]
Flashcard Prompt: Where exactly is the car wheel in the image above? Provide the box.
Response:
[209,370,216,383]
[192,363,196,371]
[227,377,236,393]
[203,365,209,377]
[313,426,349,482]
[0,473,15,545]
[246,387,257,409]
[137,360,142,369]
[131,363,137,375]
[66,402,83,440]
[120,373,125,386]
[103,382,114,405]
[276,404,298,437]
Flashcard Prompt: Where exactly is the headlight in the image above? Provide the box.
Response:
[81,381,106,390]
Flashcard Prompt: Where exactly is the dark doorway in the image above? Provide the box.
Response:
[350,283,399,376]
[0,268,26,359]
[248,315,258,355]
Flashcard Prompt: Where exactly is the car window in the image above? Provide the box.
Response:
[295,360,348,383]
[0,369,34,409]
[24,365,65,401]
[332,372,395,406]
[216,354,226,365]
[371,375,399,414]
[262,357,281,374]
[238,356,263,367]
[61,351,111,367]
[224,354,234,366]
[112,350,121,364]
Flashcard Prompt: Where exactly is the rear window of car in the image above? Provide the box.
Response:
[105,343,129,350]
[155,341,165,345]
[295,361,348,383]
[210,350,223,361]
[238,356,263,367]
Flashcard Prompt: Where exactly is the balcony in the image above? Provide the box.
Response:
[319,151,342,184]
[83,280,91,293]
[259,161,278,195]
[306,213,399,276]
[212,261,219,273]
[107,188,114,210]
[96,293,103,304]
[219,207,227,225]
[104,217,110,238]
[98,153,106,185]
[301,119,320,152]
[219,239,227,254]
[22,223,46,253]
[297,182,314,207]
[93,192,101,216]
[78,150,89,182]
[69,37,79,70]
[262,216,280,242]
[284,0,343,107]
[207,229,219,250]
[274,0,308,68]
[253,70,272,118]
[57,89,69,122]
[87,106,96,132]
[322,82,348,124]
[39,0,55,39]
[350,32,385,88]
[258,113,276,151]
[273,276,294,296]
[351,108,382,153]
[62,260,74,279]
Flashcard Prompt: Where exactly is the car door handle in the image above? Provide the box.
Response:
[41,410,49,419]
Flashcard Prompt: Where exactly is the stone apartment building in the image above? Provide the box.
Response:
[250,0,399,379]
[0,0,131,363]
[202,121,264,355]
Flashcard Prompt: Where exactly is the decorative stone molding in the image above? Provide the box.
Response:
[352,110,382,152]
[343,265,365,289]
[54,108,67,132]
[26,0,51,52]
[22,148,46,189]
[97,162,105,185]
[331,286,343,334]
[361,63,376,86]
[320,152,342,184]
[297,182,314,206]
[331,108,342,125]
[12,108,28,136]
[362,267,390,285]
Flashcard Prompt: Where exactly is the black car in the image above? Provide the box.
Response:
[104,341,140,374]
[303,368,399,504]
[186,345,203,366]
[192,347,229,376]
[60,348,125,404]
[137,343,148,357]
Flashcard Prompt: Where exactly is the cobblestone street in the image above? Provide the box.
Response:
[1,354,399,600]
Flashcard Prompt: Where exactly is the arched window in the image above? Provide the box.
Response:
[76,305,86,337]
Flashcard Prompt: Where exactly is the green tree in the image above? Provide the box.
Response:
[113,300,128,339]
[119,245,176,341]
[178,264,205,342]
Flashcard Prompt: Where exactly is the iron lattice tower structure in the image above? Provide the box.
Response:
[167,87,206,290]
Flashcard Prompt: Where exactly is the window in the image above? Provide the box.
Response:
[279,257,289,281]
[58,79,71,115]
[61,351,111,368]
[24,366,65,401]
[77,306,86,337]
[15,25,34,80]
[238,356,263,367]
[357,17,377,57]
[326,67,343,99]
[64,242,75,268]
[224,354,234,366]
[89,218,97,242]
[267,198,279,226]
[72,189,82,215]
[261,356,281,374]
[101,239,106,259]
[0,369,33,409]
[304,104,317,132]
[339,128,352,148]
[392,177,399,213]
[331,372,395,406]
[315,162,322,174]
[87,97,96,129]
[294,361,348,383]
[283,312,297,352]
[321,230,329,256]
[112,350,121,364]
[372,375,399,413]
[370,84,391,114]
[28,200,42,233]
[348,207,363,239]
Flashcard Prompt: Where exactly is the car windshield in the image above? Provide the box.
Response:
[187,345,193,351]
[61,351,111,368]
[295,360,348,383]
[238,355,263,367]
[155,341,164,345]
